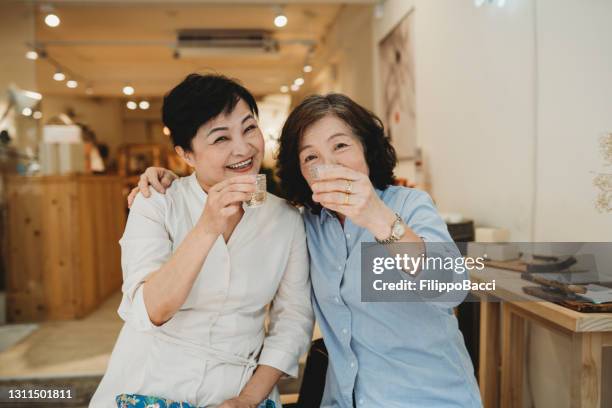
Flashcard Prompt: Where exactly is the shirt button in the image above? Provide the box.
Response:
[334,297,340,303]
[337,265,342,271]
[359,399,364,405]
[342,328,348,334]
[345,233,351,239]
[350,362,355,368]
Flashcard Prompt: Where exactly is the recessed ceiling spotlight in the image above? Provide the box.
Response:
[274,6,288,28]
[126,101,137,110]
[280,85,289,93]
[123,85,135,96]
[33,111,43,120]
[66,79,78,88]
[303,65,312,73]
[22,107,33,117]
[294,77,304,86]
[44,13,60,28]
[53,70,65,81]
[290,84,300,92]
[139,101,150,110]
[25,50,39,60]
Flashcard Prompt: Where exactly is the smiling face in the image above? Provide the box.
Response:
[298,114,369,186]
[176,98,264,191]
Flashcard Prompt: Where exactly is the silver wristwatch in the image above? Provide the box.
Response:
[375,213,406,244]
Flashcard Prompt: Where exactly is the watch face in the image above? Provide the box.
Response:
[392,221,405,239]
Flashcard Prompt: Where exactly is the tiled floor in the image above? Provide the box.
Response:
[0,323,39,353]
[0,291,123,380]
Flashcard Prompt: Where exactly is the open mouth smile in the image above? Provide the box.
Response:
[226,157,253,171]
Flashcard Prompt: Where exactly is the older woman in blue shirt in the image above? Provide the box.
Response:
[276,94,481,408]
[133,93,482,408]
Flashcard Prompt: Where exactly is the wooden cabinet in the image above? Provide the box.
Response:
[4,175,126,322]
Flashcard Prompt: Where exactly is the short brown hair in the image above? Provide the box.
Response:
[276,93,397,213]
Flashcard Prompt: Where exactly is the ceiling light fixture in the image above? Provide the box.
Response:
[53,70,65,81]
[41,4,61,27]
[280,85,289,93]
[126,101,137,110]
[66,79,78,88]
[290,84,299,92]
[22,107,33,117]
[123,85,135,96]
[44,13,60,28]
[33,111,43,120]
[25,50,39,60]
[303,64,312,73]
[274,6,288,28]
[139,101,150,110]
[294,77,304,86]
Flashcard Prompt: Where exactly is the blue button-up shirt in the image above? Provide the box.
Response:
[304,186,482,408]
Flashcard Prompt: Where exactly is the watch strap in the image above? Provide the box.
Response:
[375,213,403,244]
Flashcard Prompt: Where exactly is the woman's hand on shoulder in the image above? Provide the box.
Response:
[127,167,179,208]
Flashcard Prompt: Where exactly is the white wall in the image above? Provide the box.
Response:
[376,0,537,240]
[534,0,612,241]
[375,0,612,241]
[302,5,375,111]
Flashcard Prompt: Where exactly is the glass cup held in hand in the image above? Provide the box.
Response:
[245,174,267,208]
[309,163,342,181]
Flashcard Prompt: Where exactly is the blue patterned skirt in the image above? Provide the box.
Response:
[116,393,276,408]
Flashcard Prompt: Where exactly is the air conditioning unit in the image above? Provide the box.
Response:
[176,29,279,57]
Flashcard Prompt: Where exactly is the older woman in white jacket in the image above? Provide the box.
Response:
[90,74,313,408]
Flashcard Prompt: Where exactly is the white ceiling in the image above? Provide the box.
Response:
[32,2,352,98]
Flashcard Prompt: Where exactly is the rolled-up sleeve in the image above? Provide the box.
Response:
[258,213,314,377]
[117,193,172,332]
[402,190,453,243]
[401,190,467,307]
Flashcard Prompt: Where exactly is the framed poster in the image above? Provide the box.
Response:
[379,11,416,160]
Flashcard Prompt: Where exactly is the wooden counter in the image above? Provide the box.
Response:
[471,267,612,408]
[4,174,126,322]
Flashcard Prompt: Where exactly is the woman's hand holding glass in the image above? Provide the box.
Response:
[126,167,257,237]
[197,174,257,236]
[310,165,396,239]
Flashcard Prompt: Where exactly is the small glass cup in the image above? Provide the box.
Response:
[309,164,340,180]
[245,174,267,208]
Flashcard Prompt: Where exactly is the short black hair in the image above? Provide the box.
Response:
[162,73,258,151]
[277,93,397,213]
